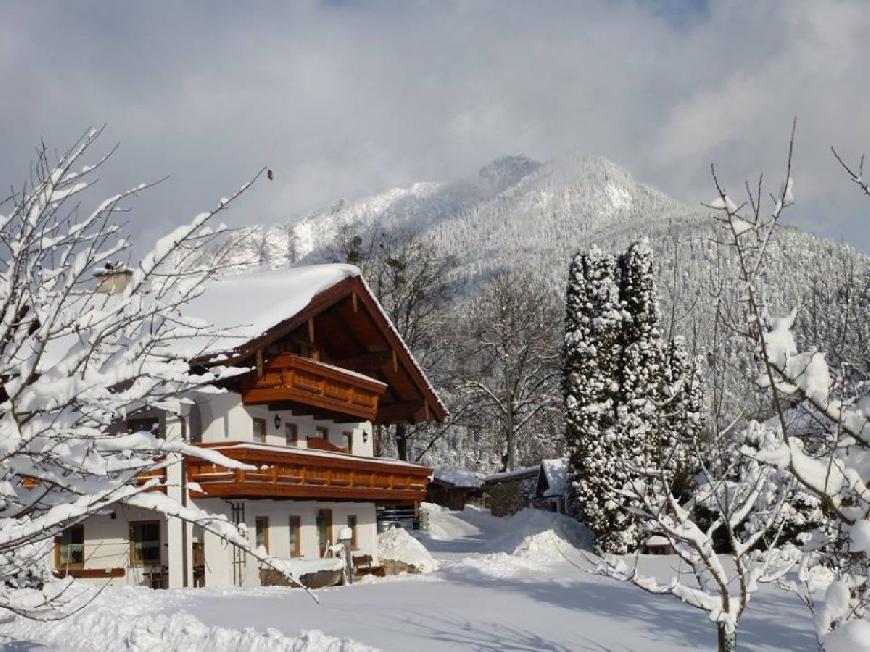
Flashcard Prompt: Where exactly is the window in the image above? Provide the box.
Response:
[129,521,161,566]
[285,423,299,447]
[316,509,332,558]
[253,418,267,444]
[55,525,84,569]
[288,516,301,557]
[128,417,161,438]
[255,516,270,553]
[347,515,358,550]
[315,426,328,439]
[343,431,354,455]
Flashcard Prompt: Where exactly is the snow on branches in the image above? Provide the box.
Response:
[705,122,869,650]
[0,129,307,617]
[563,240,704,554]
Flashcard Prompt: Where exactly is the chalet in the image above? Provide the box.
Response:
[52,264,445,589]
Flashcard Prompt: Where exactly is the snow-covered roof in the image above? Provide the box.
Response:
[433,468,485,489]
[540,458,568,497]
[176,264,360,358]
[160,262,446,423]
[484,467,539,483]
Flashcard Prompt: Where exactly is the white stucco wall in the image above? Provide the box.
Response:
[56,505,168,587]
[193,497,378,589]
[194,391,374,457]
[68,390,388,589]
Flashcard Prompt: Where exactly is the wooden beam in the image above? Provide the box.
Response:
[307,318,315,343]
[352,291,358,313]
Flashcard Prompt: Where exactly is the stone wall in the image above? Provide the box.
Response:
[486,475,537,517]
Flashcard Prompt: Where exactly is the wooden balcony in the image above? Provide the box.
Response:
[186,442,430,502]
[241,353,387,422]
[136,466,167,493]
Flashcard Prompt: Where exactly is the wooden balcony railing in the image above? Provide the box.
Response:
[136,466,167,493]
[186,442,430,502]
[241,353,387,422]
[22,466,166,494]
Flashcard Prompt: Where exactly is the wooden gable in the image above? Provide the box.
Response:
[197,276,446,425]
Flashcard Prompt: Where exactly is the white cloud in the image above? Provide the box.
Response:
[1,0,868,251]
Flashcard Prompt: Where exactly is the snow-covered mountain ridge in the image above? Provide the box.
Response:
[220,153,702,279]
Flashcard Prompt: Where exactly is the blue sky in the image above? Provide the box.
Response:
[2,0,868,253]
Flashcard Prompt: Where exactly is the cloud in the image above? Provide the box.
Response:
[1,0,868,252]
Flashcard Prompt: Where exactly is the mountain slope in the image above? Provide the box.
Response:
[215,153,867,470]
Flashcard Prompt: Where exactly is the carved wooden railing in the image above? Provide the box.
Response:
[186,442,430,502]
[241,353,387,422]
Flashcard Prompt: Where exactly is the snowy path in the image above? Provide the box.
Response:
[0,508,817,651]
[173,508,814,651]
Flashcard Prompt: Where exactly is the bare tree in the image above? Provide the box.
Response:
[324,222,458,460]
[696,122,868,648]
[0,130,309,618]
[455,271,562,471]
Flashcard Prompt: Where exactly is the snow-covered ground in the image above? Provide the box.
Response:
[0,506,817,651]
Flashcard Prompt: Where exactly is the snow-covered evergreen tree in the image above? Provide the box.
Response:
[661,336,705,499]
[563,247,628,551]
[565,239,709,553]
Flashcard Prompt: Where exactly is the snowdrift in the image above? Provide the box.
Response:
[378,526,437,573]
[425,504,593,578]
[479,508,593,562]
[0,585,376,652]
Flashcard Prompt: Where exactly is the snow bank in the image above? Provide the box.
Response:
[377,527,437,573]
[428,506,594,579]
[480,508,593,562]
[0,584,376,652]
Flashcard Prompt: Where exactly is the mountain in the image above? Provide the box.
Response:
[215,154,868,469]
[222,153,864,309]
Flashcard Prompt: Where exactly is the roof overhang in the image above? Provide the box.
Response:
[192,275,447,425]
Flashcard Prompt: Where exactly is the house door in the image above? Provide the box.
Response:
[316,509,332,557]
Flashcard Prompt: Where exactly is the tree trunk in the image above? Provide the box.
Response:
[395,423,408,461]
[717,624,736,652]
[373,425,383,457]
[505,398,516,471]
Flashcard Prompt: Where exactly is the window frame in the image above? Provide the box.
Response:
[253,417,267,444]
[316,509,333,558]
[285,422,299,447]
[347,514,358,550]
[129,520,161,567]
[288,515,302,557]
[54,524,85,570]
[255,516,270,553]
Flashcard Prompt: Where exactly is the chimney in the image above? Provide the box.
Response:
[94,262,133,295]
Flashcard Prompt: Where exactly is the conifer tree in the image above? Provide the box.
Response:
[564,238,706,553]
[563,247,626,550]
[662,336,705,500]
